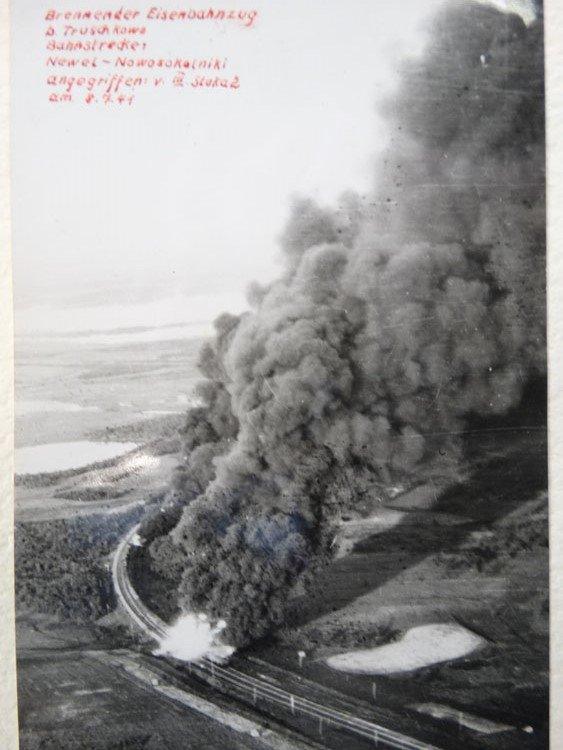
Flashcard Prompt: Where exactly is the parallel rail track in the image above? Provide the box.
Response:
[113,525,443,750]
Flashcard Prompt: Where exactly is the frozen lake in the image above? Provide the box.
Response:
[15,441,138,475]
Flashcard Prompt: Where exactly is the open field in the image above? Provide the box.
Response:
[124,416,548,748]
[15,330,291,750]
[15,332,202,447]
[14,330,198,521]
[252,426,548,748]
[15,450,179,523]
[17,647,273,750]
[14,328,549,749]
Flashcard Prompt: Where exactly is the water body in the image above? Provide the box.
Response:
[15,441,138,475]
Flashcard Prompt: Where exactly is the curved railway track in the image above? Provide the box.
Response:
[113,524,443,750]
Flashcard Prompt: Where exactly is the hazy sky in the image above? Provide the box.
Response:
[11,0,530,333]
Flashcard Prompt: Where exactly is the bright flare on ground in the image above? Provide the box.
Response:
[155,614,233,663]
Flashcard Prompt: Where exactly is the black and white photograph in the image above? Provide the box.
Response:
[6,0,550,748]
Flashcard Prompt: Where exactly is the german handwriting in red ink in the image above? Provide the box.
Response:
[43,6,258,107]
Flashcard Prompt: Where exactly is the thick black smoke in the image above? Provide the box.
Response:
[152,1,545,645]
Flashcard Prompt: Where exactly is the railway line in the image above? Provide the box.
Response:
[112,524,443,750]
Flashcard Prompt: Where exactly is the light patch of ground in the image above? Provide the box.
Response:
[384,483,450,511]
[409,703,516,735]
[333,508,405,558]
[333,505,468,559]
[326,623,485,674]
[15,453,178,522]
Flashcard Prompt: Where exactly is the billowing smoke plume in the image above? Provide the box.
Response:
[152,1,545,646]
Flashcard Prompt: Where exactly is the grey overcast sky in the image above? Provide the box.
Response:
[11,0,533,333]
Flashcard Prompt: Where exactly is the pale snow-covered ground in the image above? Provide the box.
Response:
[334,508,405,558]
[409,703,516,735]
[326,623,485,675]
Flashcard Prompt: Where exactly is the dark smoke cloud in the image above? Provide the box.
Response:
[154,1,545,645]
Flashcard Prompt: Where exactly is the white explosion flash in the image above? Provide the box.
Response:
[154,613,235,663]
